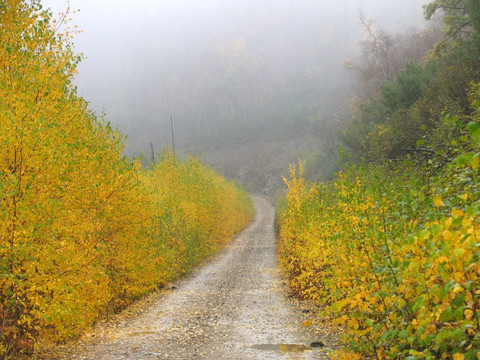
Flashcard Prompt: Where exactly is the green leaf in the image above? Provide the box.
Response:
[439,306,454,322]
[454,306,464,321]
[456,155,467,166]
[467,122,480,141]
[435,329,452,344]
[431,224,441,235]
[452,293,466,307]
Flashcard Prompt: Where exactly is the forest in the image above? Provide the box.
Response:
[277,0,480,358]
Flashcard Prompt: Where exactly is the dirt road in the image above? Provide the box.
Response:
[45,197,337,359]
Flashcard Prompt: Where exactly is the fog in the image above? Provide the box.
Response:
[43,0,428,192]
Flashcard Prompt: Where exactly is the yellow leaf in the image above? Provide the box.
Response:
[452,285,464,294]
[442,230,452,241]
[465,309,474,320]
[437,256,449,264]
[302,319,313,327]
[453,353,465,360]
[433,195,444,208]
[472,155,479,172]
[454,248,465,257]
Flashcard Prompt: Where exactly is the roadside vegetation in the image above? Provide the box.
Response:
[0,1,253,357]
[278,1,480,359]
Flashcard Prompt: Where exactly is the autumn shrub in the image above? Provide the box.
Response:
[1,0,135,345]
[0,1,253,356]
[140,151,254,284]
[278,87,480,359]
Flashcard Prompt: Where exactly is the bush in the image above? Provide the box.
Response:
[278,86,480,359]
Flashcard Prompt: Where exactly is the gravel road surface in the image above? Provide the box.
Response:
[44,197,337,359]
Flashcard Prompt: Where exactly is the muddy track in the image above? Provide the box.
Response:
[43,197,338,359]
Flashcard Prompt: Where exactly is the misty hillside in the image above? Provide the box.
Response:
[44,0,427,193]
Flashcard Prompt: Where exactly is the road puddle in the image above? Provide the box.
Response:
[252,343,310,353]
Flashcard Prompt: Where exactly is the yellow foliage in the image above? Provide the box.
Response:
[278,153,480,358]
[0,1,253,355]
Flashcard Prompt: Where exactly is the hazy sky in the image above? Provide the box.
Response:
[39,0,432,189]
[43,0,428,101]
